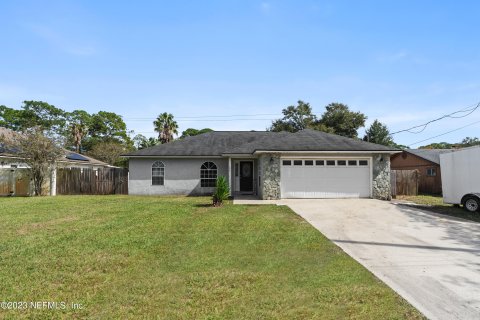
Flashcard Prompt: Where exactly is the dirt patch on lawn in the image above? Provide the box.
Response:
[17,216,80,235]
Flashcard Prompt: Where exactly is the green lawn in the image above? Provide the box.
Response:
[0,196,422,319]
[397,195,480,223]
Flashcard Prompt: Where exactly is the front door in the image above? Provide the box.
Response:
[239,161,253,192]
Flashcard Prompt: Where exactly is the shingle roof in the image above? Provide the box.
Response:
[224,129,398,154]
[124,129,398,157]
[406,149,454,165]
[124,131,276,156]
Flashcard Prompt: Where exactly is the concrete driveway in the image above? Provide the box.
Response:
[283,199,480,320]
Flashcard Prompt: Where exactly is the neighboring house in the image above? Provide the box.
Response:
[390,149,453,195]
[124,129,399,200]
[0,127,111,170]
[0,126,112,196]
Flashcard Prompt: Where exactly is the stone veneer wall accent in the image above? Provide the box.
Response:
[259,153,281,200]
[372,153,391,200]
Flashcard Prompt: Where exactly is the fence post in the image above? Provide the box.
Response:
[10,169,16,196]
[50,165,57,196]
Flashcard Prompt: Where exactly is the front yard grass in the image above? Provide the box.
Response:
[0,196,422,319]
[396,194,480,223]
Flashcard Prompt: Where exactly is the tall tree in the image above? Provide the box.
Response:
[83,111,132,151]
[133,134,159,149]
[461,137,480,147]
[154,112,178,144]
[318,103,367,138]
[66,110,92,153]
[88,111,128,141]
[87,141,127,166]
[20,101,67,135]
[0,127,64,195]
[419,142,452,149]
[269,100,319,132]
[363,120,394,146]
[0,105,24,130]
[180,128,213,139]
[0,101,67,136]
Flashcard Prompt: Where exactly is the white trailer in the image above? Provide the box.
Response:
[440,146,480,212]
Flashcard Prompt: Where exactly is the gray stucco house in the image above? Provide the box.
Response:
[124,129,398,200]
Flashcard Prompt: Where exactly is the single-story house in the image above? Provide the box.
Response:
[0,126,112,196]
[0,127,111,170]
[124,129,398,200]
[390,149,453,195]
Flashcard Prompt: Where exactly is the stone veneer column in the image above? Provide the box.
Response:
[372,153,391,200]
[259,153,281,200]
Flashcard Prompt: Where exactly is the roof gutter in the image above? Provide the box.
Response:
[252,150,401,155]
[122,155,223,158]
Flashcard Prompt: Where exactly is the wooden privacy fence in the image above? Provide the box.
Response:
[0,168,32,196]
[391,169,419,197]
[56,168,128,195]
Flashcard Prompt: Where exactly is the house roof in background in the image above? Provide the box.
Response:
[61,152,110,167]
[0,126,110,167]
[124,129,398,157]
[405,149,454,165]
[0,127,21,156]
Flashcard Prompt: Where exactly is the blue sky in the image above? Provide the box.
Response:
[1,0,479,147]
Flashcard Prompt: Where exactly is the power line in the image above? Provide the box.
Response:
[391,102,480,135]
[127,118,277,122]
[125,113,283,120]
[407,120,480,147]
[123,110,326,121]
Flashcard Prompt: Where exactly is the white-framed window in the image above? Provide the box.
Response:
[426,168,436,176]
[348,160,357,166]
[293,160,303,166]
[359,160,368,166]
[337,160,347,166]
[282,160,292,166]
[315,160,325,166]
[152,161,165,185]
[201,162,217,187]
[326,160,335,166]
[304,160,314,166]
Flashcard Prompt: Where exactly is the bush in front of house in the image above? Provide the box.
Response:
[213,176,229,206]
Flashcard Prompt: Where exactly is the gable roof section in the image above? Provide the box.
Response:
[124,131,276,156]
[124,129,398,157]
[404,149,454,165]
[224,129,398,154]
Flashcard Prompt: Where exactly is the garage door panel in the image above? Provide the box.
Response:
[280,160,371,199]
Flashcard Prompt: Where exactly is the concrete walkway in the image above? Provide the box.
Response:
[235,198,480,320]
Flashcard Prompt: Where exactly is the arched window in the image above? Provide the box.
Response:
[200,162,217,187]
[152,161,165,185]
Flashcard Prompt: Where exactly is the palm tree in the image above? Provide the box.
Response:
[71,122,86,153]
[153,113,178,144]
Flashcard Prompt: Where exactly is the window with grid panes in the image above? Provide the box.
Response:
[200,162,217,187]
[152,161,165,185]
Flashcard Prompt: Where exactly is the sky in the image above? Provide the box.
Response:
[1,0,480,147]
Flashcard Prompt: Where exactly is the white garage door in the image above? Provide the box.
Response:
[280,159,371,198]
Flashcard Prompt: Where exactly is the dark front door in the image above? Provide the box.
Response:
[239,161,253,192]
